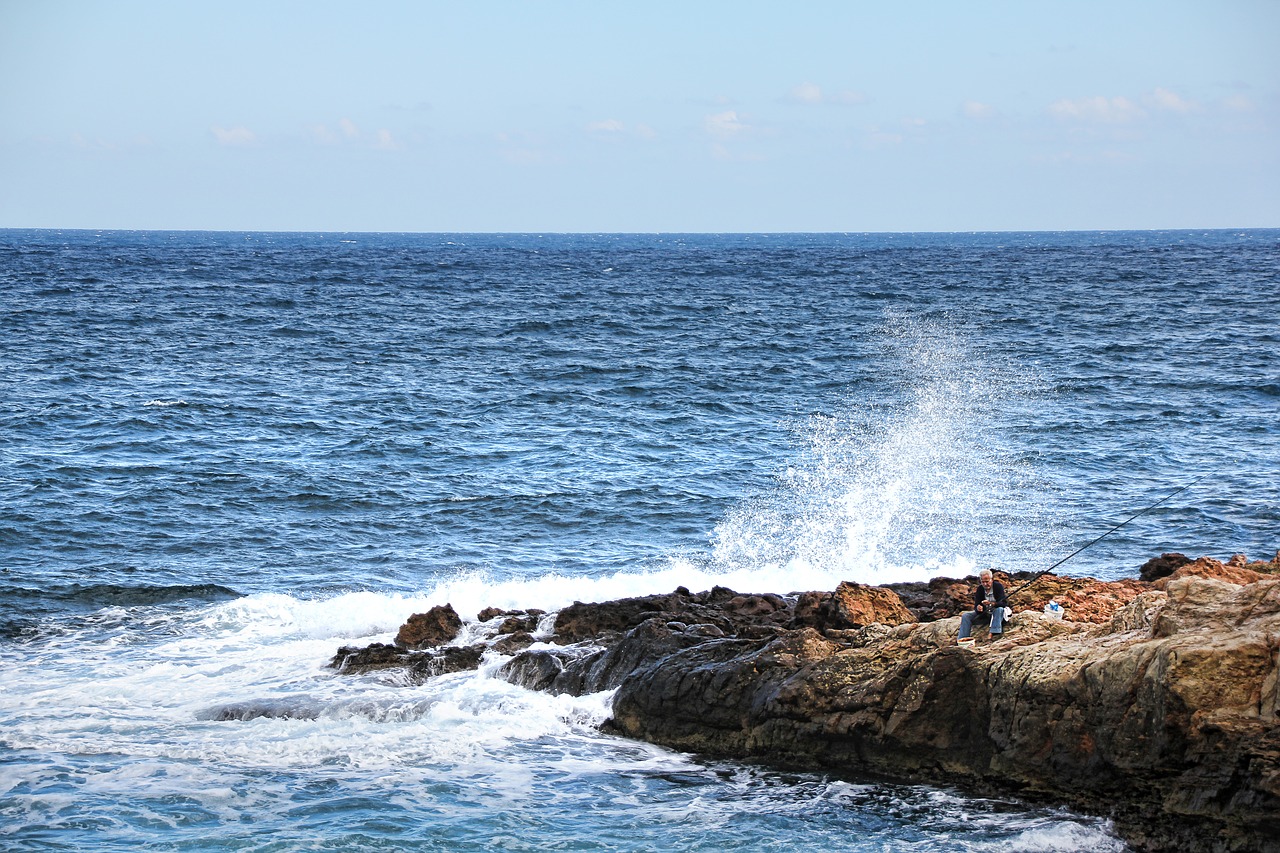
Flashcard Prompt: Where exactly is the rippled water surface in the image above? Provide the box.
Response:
[1,229,1276,851]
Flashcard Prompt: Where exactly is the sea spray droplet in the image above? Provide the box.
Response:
[710,314,1059,586]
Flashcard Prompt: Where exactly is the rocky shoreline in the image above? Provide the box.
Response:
[330,553,1280,853]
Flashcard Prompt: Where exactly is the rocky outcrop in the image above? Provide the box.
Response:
[395,604,463,649]
[602,559,1280,853]
[1139,551,1193,582]
[791,581,917,630]
[328,553,1280,852]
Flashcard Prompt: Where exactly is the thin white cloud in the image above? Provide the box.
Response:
[586,119,657,140]
[1150,87,1196,113]
[962,100,996,120]
[309,119,402,149]
[587,119,626,133]
[790,82,824,104]
[864,128,904,148]
[705,110,749,137]
[373,128,399,150]
[496,130,554,164]
[787,82,867,105]
[310,123,338,144]
[1223,94,1255,112]
[211,125,257,146]
[827,89,868,105]
[1049,96,1145,123]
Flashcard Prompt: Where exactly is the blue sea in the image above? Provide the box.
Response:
[1,229,1277,852]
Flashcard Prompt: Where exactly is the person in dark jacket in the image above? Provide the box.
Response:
[958,569,1007,640]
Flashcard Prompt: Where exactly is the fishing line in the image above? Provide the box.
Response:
[1007,473,1210,599]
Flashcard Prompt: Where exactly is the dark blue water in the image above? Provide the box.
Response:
[1,229,1276,851]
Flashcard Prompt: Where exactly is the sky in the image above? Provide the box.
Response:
[1,0,1277,233]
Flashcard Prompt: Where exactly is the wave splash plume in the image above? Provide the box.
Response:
[709,313,1055,590]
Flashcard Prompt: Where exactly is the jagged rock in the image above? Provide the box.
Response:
[478,607,546,626]
[1156,554,1273,588]
[1003,574,1150,623]
[406,644,485,681]
[792,581,916,630]
[722,592,790,619]
[609,570,1280,853]
[551,588,698,644]
[326,553,1280,852]
[499,614,540,634]
[549,585,791,646]
[886,576,975,621]
[491,631,536,655]
[499,648,578,691]
[395,604,463,649]
[1139,552,1193,582]
[330,642,413,673]
[551,618,716,695]
[1106,590,1169,633]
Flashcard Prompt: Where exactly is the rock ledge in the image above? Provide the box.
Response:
[330,554,1280,853]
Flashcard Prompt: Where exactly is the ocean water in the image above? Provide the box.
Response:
[1,229,1276,851]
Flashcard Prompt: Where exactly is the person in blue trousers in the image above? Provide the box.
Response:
[959,569,1007,641]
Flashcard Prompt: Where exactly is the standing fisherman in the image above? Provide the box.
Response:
[958,569,1007,641]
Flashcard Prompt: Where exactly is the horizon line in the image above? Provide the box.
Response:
[2,225,1277,237]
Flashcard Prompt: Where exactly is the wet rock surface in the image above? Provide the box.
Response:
[395,604,463,649]
[329,553,1280,853]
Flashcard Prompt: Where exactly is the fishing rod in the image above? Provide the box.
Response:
[1007,472,1210,600]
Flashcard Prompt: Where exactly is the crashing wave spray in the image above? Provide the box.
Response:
[708,312,1057,588]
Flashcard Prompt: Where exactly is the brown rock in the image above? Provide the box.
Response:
[833,581,917,627]
[889,572,1037,622]
[723,593,790,619]
[1156,555,1269,588]
[492,631,537,655]
[1139,552,1193,582]
[552,589,695,644]
[792,582,916,630]
[1005,574,1149,623]
[406,644,485,680]
[609,574,1280,853]
[395,604,463,649]
[329,642,411,673]
[499,614,540,634]
[326,551,1280,852]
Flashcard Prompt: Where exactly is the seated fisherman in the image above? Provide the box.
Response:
[959,569,1008,640]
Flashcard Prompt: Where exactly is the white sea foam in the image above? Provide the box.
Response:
[0,591,617,776]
